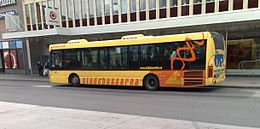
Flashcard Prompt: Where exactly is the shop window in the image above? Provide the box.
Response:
[227,39,260,69]
[3,50,19,69]
[16,41,23,49]
[2,42,9,49]
[9,41,16,49]
[1,40,24,70]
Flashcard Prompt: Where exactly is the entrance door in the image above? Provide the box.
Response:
[0,50,4,72]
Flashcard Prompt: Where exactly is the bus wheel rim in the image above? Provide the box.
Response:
[148,79,156,87]
[72,76,78,84]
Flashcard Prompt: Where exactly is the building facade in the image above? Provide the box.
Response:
[2,0,260,75]
[0,0,29,74]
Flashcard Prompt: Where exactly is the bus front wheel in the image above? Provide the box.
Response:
[143,75,160,91]
[69,75,80,87]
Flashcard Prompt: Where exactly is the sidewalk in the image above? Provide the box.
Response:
[0,74,49,82]
[215,76,260,89]
[0,74,259,88]
[0,101,257,129]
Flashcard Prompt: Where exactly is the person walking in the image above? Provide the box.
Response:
[37,60,43,76]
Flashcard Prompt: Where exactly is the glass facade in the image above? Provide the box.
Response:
[0,40,24,70]
[227,38,260,69]
[25,0,259,29]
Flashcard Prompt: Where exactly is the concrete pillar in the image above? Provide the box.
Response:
[215,0,219,12]
[71,0,76,27]
[79,0,83,27]
[127,0,131,22]
[166,0,170,18]
[110,0,113,23]
[189,0,193,15]
[102,0,105,25]
[86,0,90,26]
[136,0,140,21]
[243,0,248,9]
[94,0,97,25]
[177,0,181,16]
[146,0,149,20]
[228,0,233,11]
[118,0,122,23]
[25,38,32,75]
[156,0,159,19]
[22,2,28,31]
[34,2,39,30]
[201,0,206,14]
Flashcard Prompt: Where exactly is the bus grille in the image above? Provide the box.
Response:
[183,71,204,86]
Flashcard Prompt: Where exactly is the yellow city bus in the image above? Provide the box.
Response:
[49,32,226,90]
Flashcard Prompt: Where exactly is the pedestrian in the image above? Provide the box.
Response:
[37,60,43,76]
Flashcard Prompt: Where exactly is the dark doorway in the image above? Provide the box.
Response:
[0,50,4,72]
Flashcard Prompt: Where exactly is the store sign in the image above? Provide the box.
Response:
[45,8,60,26]
[0,10,17,19]
[0,0,16,7]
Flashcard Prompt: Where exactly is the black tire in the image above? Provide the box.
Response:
[69,75,80,87]
[143,75,160,91]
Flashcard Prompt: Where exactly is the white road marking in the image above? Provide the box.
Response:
[0,101,258,129]
[32,85,52,88]
[247,90,260,98]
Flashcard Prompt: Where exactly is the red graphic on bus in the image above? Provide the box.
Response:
[170,33,205,70]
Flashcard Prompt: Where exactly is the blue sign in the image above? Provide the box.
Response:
[0,0,16,7]
[0,10,17,19]
[215,54,224,67]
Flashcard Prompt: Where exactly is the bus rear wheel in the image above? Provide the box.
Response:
[69,75,80,87]
[143,75,160,91]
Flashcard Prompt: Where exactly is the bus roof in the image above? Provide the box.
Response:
[49,32,211,51]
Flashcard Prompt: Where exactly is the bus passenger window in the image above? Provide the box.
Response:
[140,45,163,67]
[163,44,178,70]
[129,46,140,70]
[51,50,62,69]
[109,47,128,69]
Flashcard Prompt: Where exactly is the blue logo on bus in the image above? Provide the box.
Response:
[215,54,224,67]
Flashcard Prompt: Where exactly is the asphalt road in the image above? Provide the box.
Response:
[0,80,260,128]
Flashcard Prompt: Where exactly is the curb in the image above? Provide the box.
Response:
[0,78,49,82]
[214,85,260,89]
[1,78,259,89]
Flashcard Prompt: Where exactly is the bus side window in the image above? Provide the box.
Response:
[140,45,163,67]
[108,47,128,69]
[99,48,108,69]
[163,43,178,70]
[129,46,140,69]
